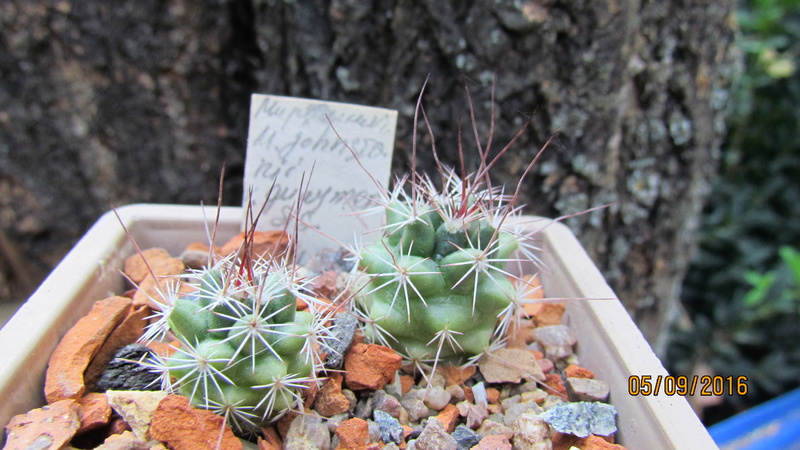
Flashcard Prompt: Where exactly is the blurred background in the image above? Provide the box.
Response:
[0,0,796,436]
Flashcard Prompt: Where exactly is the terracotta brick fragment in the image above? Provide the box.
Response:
[124,248,172,283]
[344,343,403,391]
[438,364,476,386]
[85,303,151,389]
[45,296,132,403]
[434,403,460,433]
[399,374,415,395]
[485,387,501,405]
[108,416,132,435]
[544,373,568,398]
[534,303,566,327]
[276,410,299,440]
[132,255,185,307]
[505,319,536,348]
[335,417,370,449]
[76,392,112,433]
[314,373,351,417]
[4,399,81,449]
[552,432,623,450]
[258,426,282,450]
[144,340,179,358]
[564,364,595,379]
[220,230,290,259]
[472,434,512,449]
[150,394,242,450]
[96,430,150,449]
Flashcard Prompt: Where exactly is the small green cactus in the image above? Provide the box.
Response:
[139,249,331,435]
[352,168,541,368]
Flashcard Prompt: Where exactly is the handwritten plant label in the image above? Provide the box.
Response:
[243,94,397,260]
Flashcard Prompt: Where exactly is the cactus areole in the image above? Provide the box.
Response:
[354,169,538,366]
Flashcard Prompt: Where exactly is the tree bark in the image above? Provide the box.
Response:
[0,0,736,353]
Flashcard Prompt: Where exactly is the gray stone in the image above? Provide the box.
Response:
[452,424,482,450]
[374,409,404,444]
[414,418,457,450]
[324,312,358,370]
[566,377,610,403]
[511,412,552,450]
[540,401,618,438]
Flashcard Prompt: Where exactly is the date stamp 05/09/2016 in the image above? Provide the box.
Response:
[628,375,749,397]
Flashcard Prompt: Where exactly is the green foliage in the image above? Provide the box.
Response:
[352,170,540,368]
[139,253,330,435]
[668,0,800,424]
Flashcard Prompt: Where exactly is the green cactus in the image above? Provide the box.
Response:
[353,169,541,368]
[139,251,330,435]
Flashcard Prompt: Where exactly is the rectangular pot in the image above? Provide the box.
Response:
[0,203,717,448]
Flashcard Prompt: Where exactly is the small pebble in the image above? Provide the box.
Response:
[536,358,554,373]
[447,384,466,403]
[477,419,514,439]
[284,414,331,450]
[512,412,551,450]
[465,403,489,429]
[414,418,457,450]
[542,394,566,411]
[355,397,373,419]
[401,392,429,422]
[343,389,357,412]
[503,402,543,427]
[452,424,482,450]
[566,377,610,403]
[422,386,451,411]
[531,325,576,347]
[372,389,404,418]
[326,413,349,432]
[374,410,403,444]
[367,419,381,442]
[500,395,521,412]
[521,389,548,404]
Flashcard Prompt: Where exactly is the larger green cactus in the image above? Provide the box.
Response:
[353,170,537,366]
[140,252,329,435]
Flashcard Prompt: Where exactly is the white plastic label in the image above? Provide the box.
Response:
[243,94,397,260]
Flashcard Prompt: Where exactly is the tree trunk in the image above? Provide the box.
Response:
[0,0,736,354]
